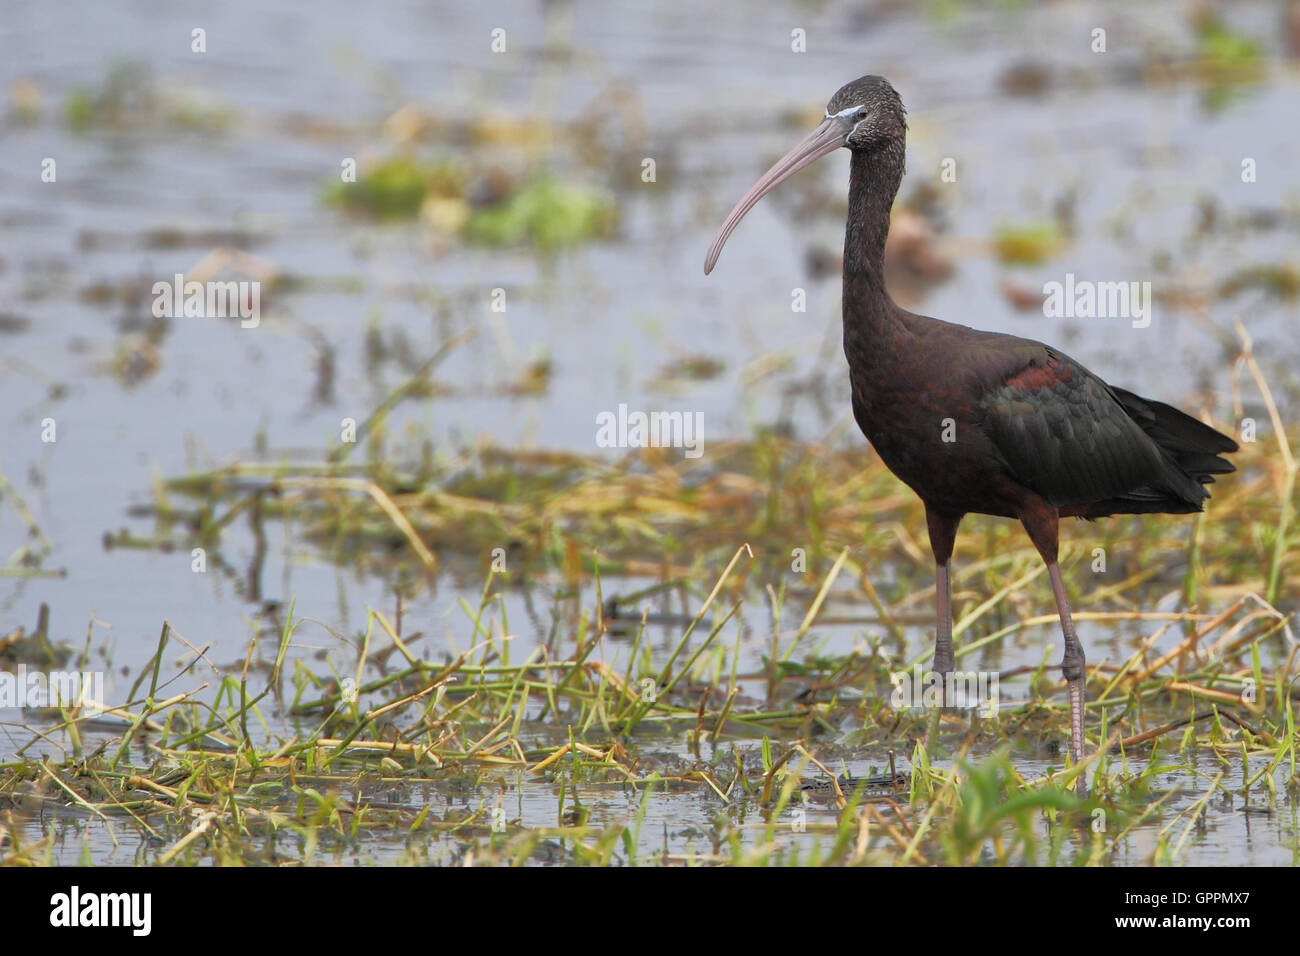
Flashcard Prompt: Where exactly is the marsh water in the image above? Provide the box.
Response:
[1,0,1297,864]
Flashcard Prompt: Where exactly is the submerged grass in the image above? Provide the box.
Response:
[1,549,1295,866]
[5,337,1297,866]
[119,340,1291,614]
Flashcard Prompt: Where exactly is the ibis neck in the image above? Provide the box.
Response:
[844,141,904,295]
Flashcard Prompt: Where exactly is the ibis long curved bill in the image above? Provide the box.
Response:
[703,115,848,275]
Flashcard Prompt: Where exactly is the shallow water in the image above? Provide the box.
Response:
[1,0,1297,864]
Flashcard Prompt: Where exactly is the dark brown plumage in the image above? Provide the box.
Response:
[706,75,1238,779]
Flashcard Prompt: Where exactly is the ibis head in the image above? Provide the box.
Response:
[704,75,906,275]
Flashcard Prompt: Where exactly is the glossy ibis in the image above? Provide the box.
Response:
[704,75,1237,775]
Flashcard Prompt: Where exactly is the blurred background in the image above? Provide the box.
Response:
[1,0,1296,679]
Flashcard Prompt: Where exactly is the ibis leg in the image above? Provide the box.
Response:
[934,561,953,677]
[1047,562,1087,768]
[925,508,962,703]
[1019,500,1087,785]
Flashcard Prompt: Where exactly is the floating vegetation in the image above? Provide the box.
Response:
[504,356,554,396]
[647,355,727,392]
[324,156,466,220]
[63,61,234,134]
[993,222,1062,265]
[463,176,617,250]
[0,606,68,668]
[324,157,616,250]
[1194,16,1263,73]
[0,314,31,335]
[1218,264,1300,302]
[8,77,41,124]
[1159,10,1269,112]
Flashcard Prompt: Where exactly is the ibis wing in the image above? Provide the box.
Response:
[1107,387,1238,482]
[977,345,1204,510]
